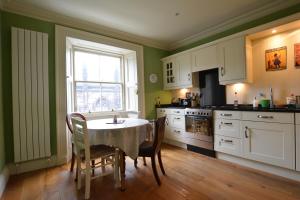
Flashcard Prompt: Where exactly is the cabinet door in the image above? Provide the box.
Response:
[241,121,295,169]
[176,54,192,87]
[217,36,246,83]
[163,59,176,89]
[192,45,217,72]
[297,125,300,171]
[168,114,185,130]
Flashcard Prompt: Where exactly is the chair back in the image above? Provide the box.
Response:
[153,116,166,153]
[71,117,90,161]
[66,113,86,134]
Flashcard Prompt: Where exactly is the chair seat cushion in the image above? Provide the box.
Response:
[80,145,116,160]
[138,141,154,156]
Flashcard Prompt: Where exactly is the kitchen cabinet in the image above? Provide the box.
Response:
[296,113,300,171]
[191,44,218,72]
[157,108,186,143]
[217,36,252,85]
[162,53,197,90]
[176,53,192,87]
[163,58,177,89]
[241,121,295,170]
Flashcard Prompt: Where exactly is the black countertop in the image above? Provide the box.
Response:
[156,104,300,113]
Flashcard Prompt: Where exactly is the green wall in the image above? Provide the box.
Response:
[144,46,171,119]
[173,3,300,53]
[0,11,6,172]
[1,11,170,163]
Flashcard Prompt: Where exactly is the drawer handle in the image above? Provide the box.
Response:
[257,115,273,119]
[245,126,249,138]
[221,139,233,143]
[174,111,180,113]
[174,130,181,134]
[220,113,232,117]
[221,122,233,125]
[175,117,181,120]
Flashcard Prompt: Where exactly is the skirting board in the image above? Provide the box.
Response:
[0,166,9,198]
[8,155,59,175]
[217,152,300,182]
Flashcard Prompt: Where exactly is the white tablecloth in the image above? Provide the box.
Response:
[87,118,150,159]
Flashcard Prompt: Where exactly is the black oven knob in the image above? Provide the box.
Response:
[192,112,194,114]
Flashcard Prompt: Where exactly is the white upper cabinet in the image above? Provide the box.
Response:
[217,36,252,85]
[163,58,177,89]
[162,53,195,90]
[191,44,218,72]
[176,53,192,87]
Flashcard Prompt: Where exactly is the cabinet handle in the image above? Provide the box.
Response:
[257,115,273,119]
[220,113,232,117]
[221,122,233,125]
[244,126,249,138]
[174,130,181,134]
[175,117,181,120]
[166,118,169,126]
[221,139,233,143]
[174,111,180,114]
[221,66,225,76]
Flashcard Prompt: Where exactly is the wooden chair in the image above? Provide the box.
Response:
[71,116,118,199]
[134,116,166,185]
[66,113,86,173]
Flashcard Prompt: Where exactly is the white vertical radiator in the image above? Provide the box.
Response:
[11,27,51,163]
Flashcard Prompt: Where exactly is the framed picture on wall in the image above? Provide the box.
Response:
[265,46,287,71]
[294,43,300,68]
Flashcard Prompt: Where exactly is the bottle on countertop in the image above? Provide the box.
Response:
[253,96,258,108]
[234,92,238,107]
[270,87,274,108]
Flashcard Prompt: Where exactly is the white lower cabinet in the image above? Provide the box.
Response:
[241,121,295,170]
[215,135,242,156]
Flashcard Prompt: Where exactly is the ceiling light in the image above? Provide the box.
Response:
[272,29,277,34]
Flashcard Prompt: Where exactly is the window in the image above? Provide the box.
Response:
[73,49,124,113]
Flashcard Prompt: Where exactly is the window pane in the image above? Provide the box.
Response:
[101,84,122,111]
[74,51,100,81]
[100,55,121,82]
[75,82,101,113]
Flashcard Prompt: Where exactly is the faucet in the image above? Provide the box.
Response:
[270,87,274,108]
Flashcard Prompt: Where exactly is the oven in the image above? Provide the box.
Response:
[184,108,214,150]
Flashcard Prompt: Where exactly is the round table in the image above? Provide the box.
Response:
[87,118,150,190]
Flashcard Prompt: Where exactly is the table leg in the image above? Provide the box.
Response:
[120,151,126,191]
[114,149,121,188]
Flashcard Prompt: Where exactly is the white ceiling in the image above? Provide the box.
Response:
[3,0,300,50]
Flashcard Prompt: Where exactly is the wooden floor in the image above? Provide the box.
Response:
[2,145,300,200]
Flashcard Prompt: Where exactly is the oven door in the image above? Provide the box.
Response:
[185,115,213,142]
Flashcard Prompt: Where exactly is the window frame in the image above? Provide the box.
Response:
[72,46,126,114]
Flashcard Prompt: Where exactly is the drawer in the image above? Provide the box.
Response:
[214,110,241,120]
[214,135,242,157]
[168,115,185,129]
[242,111,294,124]
[296,113,300,125]
[156,108,167,118]
[214,119,241,138]
[168,109,185,115]
[165,127,185,143]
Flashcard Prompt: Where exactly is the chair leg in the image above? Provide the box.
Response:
[158,151,166,175]
[70,145,75,172]
[85,162,91,200]
[101,158,106,173]
[151,155,161,186]
[76,156,81,190]
[134,158,138,168]
[91,160,95,176]
[143,157,147,166]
